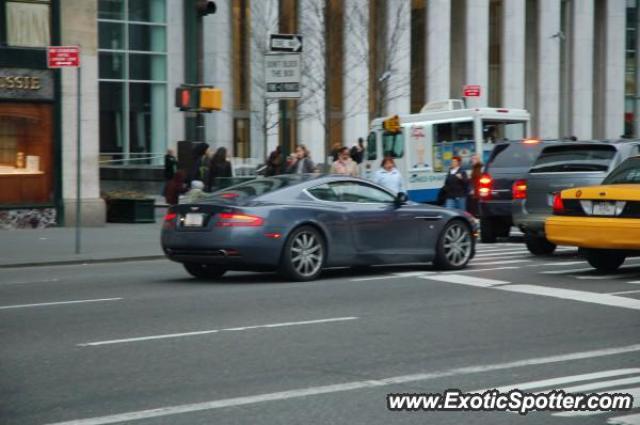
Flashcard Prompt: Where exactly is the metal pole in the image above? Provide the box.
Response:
[75,66,82,254]
[635,0,640,138]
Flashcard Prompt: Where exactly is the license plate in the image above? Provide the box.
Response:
[592,202,616,216]
[184,213,204,227]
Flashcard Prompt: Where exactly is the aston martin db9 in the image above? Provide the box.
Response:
[161,175,476,281]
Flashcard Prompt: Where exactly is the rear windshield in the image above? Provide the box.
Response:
[529,145,616,173]
[486,143,544,170]
[602,158,640,184]
[207,177,302,201]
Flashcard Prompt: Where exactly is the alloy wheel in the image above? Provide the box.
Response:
[290,231,323,278]
[442,223,472,267]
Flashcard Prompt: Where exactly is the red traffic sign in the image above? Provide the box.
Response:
[47,46,80,68]
[463,85,481,97]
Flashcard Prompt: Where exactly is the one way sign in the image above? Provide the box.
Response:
[270,34,303,53]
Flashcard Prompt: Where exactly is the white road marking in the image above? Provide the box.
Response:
[474,247,532,254]
[554,387,640,417]
[577,274,640,280]
[420,274,510,288]
[630,281,640,285]
[558,377,640,393]
[542,267,595,275]
[609,289,640,296]
[609,412,640,424]
[471,259,532,266]
[453,266,519,273]
[0,298,122,310]
[477,368,640,392]
[78,317,359,347]
[44,344,640,425]
[542,261,587,266]
[498,285,640,311]
[0,278,60,286]
[474,251,531,258]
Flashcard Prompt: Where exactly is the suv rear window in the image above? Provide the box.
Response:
[603,157,640,184]
[529,145,616,173]
[486,143,544,170]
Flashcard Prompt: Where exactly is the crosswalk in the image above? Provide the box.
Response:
[473,368,640,422]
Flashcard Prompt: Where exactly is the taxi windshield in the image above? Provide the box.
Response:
[602,158,640,184]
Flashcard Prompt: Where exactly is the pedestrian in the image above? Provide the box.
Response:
[466,154,483,217]
[164,170,188,205]
[350,137,365,164]
[286,144,315,174]
[265,145,284,176]
[162,148,177,196]
[442,156,468,210]
[330,141,342,162]
[188,142,210,187]
[330,146,360,177]
[206,147,232,191]
[184,180,208,203]
[373,157,405,195]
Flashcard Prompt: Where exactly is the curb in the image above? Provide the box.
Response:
[0,255,166,269]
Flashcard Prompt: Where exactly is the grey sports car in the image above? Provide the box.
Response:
[161,174,477,281]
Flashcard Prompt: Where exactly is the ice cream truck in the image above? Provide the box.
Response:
[364,100,531,202]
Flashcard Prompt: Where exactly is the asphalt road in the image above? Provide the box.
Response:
[1,241,639,425]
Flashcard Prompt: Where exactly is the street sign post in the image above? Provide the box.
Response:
[269,34,303,53]
[265,53,301,99]
[48,46,82,254]
[463,85,481,97]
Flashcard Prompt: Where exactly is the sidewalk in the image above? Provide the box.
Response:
[0,219,166,268]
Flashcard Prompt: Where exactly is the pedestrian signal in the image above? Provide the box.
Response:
[175,86,198,111]
[383,115,401,133]
[175,86,223,112]
[199,87,223,111]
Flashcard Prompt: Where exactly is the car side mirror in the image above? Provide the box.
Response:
[394,192,408,206]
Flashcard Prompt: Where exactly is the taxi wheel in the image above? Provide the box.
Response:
[524,233,556,255]
[581,249,626,273]
[183,263,227,279]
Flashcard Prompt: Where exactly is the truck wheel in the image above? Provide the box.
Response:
[480,217,498,243]
[524,233,557,255]
[580,249,626,272]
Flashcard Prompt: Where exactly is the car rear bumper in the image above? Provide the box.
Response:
[512,200,547,235]
[546,216,640,250]
[479,200,512,219]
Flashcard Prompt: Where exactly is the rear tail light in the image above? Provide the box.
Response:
[478,173,493,199]
[163,212,177,222]
[522,138,539,144]
[512,179,527,200]
[552,193,565,214]
[220,192,239,199]
[216,212,264,227]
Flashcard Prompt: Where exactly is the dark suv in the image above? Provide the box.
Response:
[513,140,640,254]
[478,139,559,243]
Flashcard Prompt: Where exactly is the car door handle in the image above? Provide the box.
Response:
[414,215,442,221]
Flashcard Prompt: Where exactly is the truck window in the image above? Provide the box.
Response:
[382,132,404,158]
[366,131,377,160]
[432,121,474,172]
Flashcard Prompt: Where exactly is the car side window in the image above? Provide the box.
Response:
[307,184,339,202]
[328,182,395,203]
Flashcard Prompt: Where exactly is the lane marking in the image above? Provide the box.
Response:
[44,343,640,425]
[477,368,640,392]
[542,261,587,266]
[498,285,640,311]
[542,267,596,275]
[554,387,640,417]
[609,289,640,295]
[0,278,60,286]
[608,412,640,424]
[453,266,519,273]
[0,298,122,311]
[420,274,510,288]
[78,317,358,347]
[558,377,640,393]
[577,274,640,280]
[470,259,531,266]
[474,251,531,258]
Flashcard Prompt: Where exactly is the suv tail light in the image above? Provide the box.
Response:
[216,212,264,227]
[552,193,565,214]
[512,179,527,200]
[478,173,493,199]
[163,212,177,222]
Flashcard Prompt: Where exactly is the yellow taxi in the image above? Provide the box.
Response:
[545,156,640,272]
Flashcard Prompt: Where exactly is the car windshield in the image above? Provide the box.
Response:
[602,158,640,184]
[487,142,544,170]
[204,176,307,201]
[529,144,616,173]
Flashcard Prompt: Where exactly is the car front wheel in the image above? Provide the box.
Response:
[280,226,325,281]
[580,248,626,272]
[434,220,473,270]
[183,263,227,279]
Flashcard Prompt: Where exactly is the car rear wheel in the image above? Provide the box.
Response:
[434,220,473,270]
[580,248,626,272]
[280,226,325,281]
[524,233,557,255]
[183,263,227,279]
[480,217,509,243]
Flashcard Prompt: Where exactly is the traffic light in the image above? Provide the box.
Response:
[175,86,198,111]
[175,86,223,112]
[199,87,222,111]
[383,115,401,133]
[197,0,216,16]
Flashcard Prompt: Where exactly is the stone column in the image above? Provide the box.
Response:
[570,0,595,139]
[537,0,561,139]
[501,0,526,138]
[203,0,233,152]
[343,0,369,146]
[602,0,626,139]
[298,0,326,163]
[385,0,411,114]
[61,0,104,225]
[465,0,490,107]
[426,0,451,102]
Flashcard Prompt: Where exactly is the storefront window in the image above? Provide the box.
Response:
[0,104,53,204]
[6,0,51,48]
[98,0,167,165]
